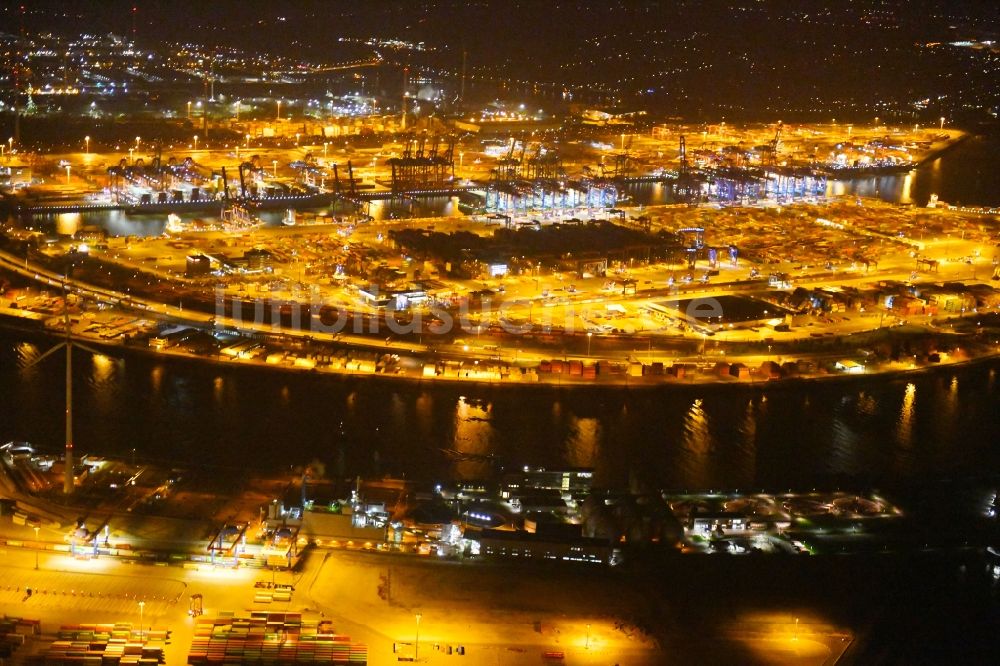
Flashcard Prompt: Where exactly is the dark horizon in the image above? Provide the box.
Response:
[3,0,998,122]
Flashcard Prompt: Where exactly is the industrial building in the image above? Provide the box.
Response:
[476,528,618,565]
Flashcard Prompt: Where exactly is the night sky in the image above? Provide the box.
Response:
[3,1,999,119]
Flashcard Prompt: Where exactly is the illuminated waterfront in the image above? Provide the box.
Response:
[20,126,1000,241]
[2,3,1000,663]
[3,330,998,490]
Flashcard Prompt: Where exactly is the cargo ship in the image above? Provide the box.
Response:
[164,204,264,235]
[281,208,361,227]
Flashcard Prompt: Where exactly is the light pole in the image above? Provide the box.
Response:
[323,142,329,158]
[276,99,282,120]
[65,165,71,184]
[194,135,199,151]
[84,136,90,154]
[414,613,422,660]
[138,601,145,641]
[939,116,945,130]
[33,526,40,569]
[187,101,192,119]
[128,148,134,164]
[135,136,141,150]
[295,132,301,146]
[587,331,593,356]
[272,160,278,177]
[245,133,251,148]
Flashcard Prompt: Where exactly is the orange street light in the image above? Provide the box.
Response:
[414,614,422,660]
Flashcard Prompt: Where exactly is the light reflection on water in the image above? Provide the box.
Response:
[150,365,163,394]
[935,375,959,446]
[680,398,712,489]
[0,332,997,488]
[856,391,877,416]
[89,353,118,401]
[828,403,860,479]
[565,415,600,469]
[736,399,758,487]
[55,212,82,236]
[896,382,916,448]
[451,396,494,480]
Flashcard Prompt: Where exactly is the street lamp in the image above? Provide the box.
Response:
[414,613,422,660]
[84,136,90,154]
[187,101,192,119]
[33,526,40,570]
[245,133,251,148]
[295,132,301,146]
[194,135,199,151]
[138,600,145,642]
[128,148,134,164]
[587,331,593,356]
[276,99,282,120]
[939,116,946,130]
[323,142,329,158]
[135,136,141,150]
[65,165,71,184]
[272,159,278,177]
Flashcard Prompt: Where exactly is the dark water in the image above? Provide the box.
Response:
[624,129,1000,209]
[825,131,1000,208]
[2,332,998,489]
[31,195,465,238]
